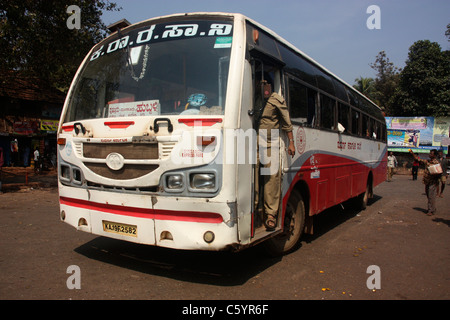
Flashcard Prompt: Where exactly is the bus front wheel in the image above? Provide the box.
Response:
[263,189,305,256]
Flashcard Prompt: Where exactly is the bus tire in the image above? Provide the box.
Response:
[356,180,371,210]
[263,189,305,256]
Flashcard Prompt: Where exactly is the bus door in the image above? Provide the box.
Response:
[251,58,284,237]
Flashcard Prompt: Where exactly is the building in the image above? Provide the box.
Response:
[0,71,65,167]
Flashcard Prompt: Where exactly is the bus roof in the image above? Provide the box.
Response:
[104,12,381,112]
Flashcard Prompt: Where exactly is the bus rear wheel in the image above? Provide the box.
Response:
[355,179,372,210]
[263,189,305,256]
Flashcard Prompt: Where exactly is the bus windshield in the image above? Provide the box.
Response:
[64,20,233,122]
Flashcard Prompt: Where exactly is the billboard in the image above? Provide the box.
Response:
[386,117,450,154]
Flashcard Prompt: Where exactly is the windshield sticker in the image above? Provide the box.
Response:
[108,100,161,118]
[90,21,233,61]
[214,37,232,48]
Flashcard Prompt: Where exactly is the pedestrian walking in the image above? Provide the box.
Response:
[409,149,441,216]
[33,147,40,174]
[437,150,448,197]
[387,152,397,181]
[412,155,419,181]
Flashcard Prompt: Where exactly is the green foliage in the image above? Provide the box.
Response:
[390,40,450,117]
[363,38,449,117]
[353,76,376,102]
[368,51,400,115]
[0,0,120,92]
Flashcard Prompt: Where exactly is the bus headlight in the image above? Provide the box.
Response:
[59,162,84,186]
[60,164,71,181]
[190,173,215,190]
[166,174,184,190]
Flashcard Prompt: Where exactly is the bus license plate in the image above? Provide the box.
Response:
[102,221,137,237]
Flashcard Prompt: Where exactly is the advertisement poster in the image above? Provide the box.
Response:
[386,117,450,154]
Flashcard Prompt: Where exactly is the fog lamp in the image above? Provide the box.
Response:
[191,173,215,190]
[166,174,183,189]
[203,231,215,243]
[60,165,71,180]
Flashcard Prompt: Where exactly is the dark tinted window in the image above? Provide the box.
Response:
[319,94,335,130]
[362,114,369,137]
[338,103,350,133]
[351,108,360,135]
[287,78,316,126]
[278,44,317,87]
[333,79,349,103]
[316,70,335,96]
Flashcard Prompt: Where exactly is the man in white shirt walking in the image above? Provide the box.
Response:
[387,152,397,182]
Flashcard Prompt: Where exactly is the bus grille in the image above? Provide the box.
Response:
[83,143,158,159]
[84,163,159,180]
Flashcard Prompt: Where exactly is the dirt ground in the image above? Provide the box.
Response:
[0,167,449,304]
[0,166,57,192]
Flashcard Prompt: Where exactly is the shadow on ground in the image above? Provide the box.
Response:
[74,195,381,286]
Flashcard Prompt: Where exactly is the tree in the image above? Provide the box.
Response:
[446,23,450,41]
[353,77,376,102]
[390,40,450,117]
[0,0,120,92]
[369,51,400,115]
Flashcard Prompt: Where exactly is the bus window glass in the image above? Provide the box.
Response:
[316,71,335,96]
[288,79,316,127]
[347,89,358,108]
[362,114,369,137]
[370,118,376,139]
[380,122,387,142]
[333,79,348,103]
[288,78,307,122]
[277,44,317,87]
[319,94,335,130]
[307,88,317,126]
[351,108,360,136]
[65,20,233,122]
[338,103,350,133]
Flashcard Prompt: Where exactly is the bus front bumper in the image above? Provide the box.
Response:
[58,186,239,251]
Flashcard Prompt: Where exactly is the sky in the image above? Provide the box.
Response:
[100,0,449,86]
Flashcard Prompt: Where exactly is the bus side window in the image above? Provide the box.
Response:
[370,118,377,139]
[286,77,316,127]
[319,94,335,130]
[307,89,316,127]
[351,108,361,136]
[338,103,350,133]
[287,78,308,123]
[287,78,316,127]
[362,114,369,137]
[376,120,383,141]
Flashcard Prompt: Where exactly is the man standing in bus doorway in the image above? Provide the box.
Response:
[387,151,397,181]
[255,77,295,230]
[409,149,441,216]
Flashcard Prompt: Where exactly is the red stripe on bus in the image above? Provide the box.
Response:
[59,196,223,224]
[104,121,135,129]
[178,118,223,126]
[62,125,74,132]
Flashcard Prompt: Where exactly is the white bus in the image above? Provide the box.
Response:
[58,12,387,255]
